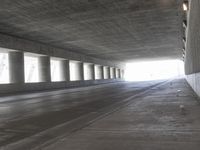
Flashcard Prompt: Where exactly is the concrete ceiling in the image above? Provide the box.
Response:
[0,0,182,62]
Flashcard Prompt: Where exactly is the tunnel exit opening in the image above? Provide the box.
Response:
[125,59,184,81]
[0,52,9,84]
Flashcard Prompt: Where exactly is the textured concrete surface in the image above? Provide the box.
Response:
[185,0,200,75]
[184,0,200,97]
[0,80,163,149]
[186,73,200,97]
[0,0,182,61]
[38,56,51,82]
[0,78,200,150]
[43,78,200,150]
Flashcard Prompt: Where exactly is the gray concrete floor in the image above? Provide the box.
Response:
[1,78,200,150]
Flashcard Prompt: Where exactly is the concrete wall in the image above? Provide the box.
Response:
[0,33,125,94]
[186,73,200,97]
[185,0,200,96]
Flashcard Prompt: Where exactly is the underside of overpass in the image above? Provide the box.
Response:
[0,0,200,149]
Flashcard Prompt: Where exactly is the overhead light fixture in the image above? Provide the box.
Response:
[183,2,188,11]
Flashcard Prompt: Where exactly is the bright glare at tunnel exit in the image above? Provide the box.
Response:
[125,59,184,81]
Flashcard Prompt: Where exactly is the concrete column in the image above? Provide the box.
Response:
[114,68,117,79]
[79,62,84,81]
[60,59,70,82]
[91,64,95,80]
[116,68,119,78]
[38,56,51,82]
[9,51,25,84]
[108,67,111,79]
[110,67,113,79]
[100,66,104,79]
[117,69,120,78]
[119,69,121,78]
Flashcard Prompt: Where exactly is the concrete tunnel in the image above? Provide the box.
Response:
[0,0,200,149]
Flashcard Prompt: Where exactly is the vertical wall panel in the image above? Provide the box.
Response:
[185,0,200,75]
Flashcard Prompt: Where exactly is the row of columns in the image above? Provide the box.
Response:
[8,51,124,84]
[84,64,122,80]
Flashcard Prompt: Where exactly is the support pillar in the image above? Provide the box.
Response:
[107,67,111,79]
[60,59,70,82]
[79,62,84,81]
[100,66,104,79]
[109,67,111,79]
[114,68,117,79]
[9,51,24,84]
[38,56,51,82]
[119,69,121,79]
[91,64,95,80]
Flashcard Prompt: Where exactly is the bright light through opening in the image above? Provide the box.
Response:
[84,63,93,80]
[183,3,188,11]
[125,60,184,81]
[51,59,62,82]
[24,56,39,83]
[95,65,102,80]
[0,53,9,84]
[70,61,81,81]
